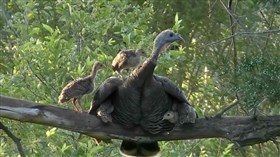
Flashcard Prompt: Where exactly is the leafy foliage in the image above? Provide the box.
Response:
[0,0,279,156]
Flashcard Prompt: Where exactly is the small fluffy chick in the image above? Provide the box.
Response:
[111,49,145,74]
[58,62,103,112]
[162,111,178,124]
[96,100,114,123]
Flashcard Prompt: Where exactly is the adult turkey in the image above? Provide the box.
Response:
[89,30,196,156]
[58,62,103,112]
[111,49,145,75]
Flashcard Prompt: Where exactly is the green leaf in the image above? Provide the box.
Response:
[175,12,179,23]
[46,127,57,137]
[42,24,54,34]
[88,145,104,156]
[61,143,71,153]
[31,27,40,35]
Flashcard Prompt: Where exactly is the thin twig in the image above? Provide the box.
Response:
[232,141,247,157]
[240,105,249,116]
[26,60,58,102]
[208,0,218,18]
[21,74,45,100]
[34,62,60,95]
[228,0,238,75]
[259,9,275,55]
[201,29,280,48]
[27,60,59,95]
[27,60,49,88]
[259,10,270,26]
[0,121,26,157]
[1,0,20,38]
[219,0,265,56]
[25,84,45,100]
[214,98,239,118]
[251,98,268,117]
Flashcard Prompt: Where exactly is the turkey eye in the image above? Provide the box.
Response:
[169,33,174,37]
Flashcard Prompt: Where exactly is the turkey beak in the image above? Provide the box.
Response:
[177,34,185,44]
[162,115,167,120]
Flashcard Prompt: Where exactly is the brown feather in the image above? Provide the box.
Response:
[58,62,103,111]
[111,49,144,73]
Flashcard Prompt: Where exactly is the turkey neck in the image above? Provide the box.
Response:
[128,44,164,86]
[150,44,165,64]
[89,66,99,82]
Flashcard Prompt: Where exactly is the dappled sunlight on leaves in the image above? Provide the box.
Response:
[0,0,279,156]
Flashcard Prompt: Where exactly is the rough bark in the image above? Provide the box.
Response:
[0,95,279,146]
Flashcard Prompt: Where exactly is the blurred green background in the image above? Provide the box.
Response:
[0,0,279,156]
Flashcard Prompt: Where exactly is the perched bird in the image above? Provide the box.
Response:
[111,49,145,75]
[58,62,103,112]
[89,30,196,156]
[162,111,178,124]
[96,99,114,123]
[162,93,196,124]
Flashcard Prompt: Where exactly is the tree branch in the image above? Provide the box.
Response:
[214,98,239,118]
[0,95,279,147]
[228,0,238,75]
[219,0,265,56]
[201,29,280,48]
[0,121,26,157]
